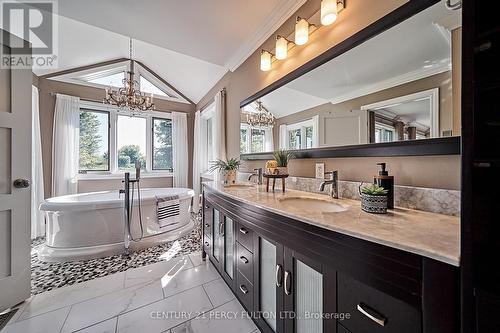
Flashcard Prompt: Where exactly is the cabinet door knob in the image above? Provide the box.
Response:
[204,242,209,247]
[276,265,283,287]
[205,223,210,228]
[239,227,248,234]
[239,285,249,294]
[284,270,292,295]
[357,303,387,327]
[239,256,249,264]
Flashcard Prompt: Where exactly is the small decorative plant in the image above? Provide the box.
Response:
[273,149,292,167]
[209,158,241,185]
[361,184,388,196]
[209,158,241,173]
[359,183,388,214]
[271,149,293,175]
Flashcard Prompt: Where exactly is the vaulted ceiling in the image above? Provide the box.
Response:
[31,0,306,103]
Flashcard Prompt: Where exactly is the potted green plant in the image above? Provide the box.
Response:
[273,149,293,175]
[210,158,241,185]
[359,183,389,214]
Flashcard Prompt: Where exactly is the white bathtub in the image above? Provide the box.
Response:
[38,188,195,262]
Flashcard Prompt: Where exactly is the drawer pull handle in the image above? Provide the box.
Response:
[276,265,283,287]
[239,227,248,234]
[239,256,249,264]
[219,221,225,235]
[357,303,387,327]
[239,285,249,294]
[284,270,292,295]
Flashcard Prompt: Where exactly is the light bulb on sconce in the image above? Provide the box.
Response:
[295,17,310,45]
[275,35,291,60]
[321,0,338,26]
[260,50,273,71]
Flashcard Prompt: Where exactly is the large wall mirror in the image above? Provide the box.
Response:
[240,1,461,159]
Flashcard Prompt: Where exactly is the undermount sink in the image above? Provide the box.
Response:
[225,183,255,188]
[278,196,347,213]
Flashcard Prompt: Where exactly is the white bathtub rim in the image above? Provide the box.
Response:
[37,218,196,263]
[40,188,195,212]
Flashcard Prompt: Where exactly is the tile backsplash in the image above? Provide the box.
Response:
[238,172,460,216]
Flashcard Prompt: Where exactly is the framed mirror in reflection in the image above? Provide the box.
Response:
[240,1,461,156]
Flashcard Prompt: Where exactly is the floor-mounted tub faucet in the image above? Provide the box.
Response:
[319,170,339,199]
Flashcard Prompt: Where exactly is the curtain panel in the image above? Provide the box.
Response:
[51,94,80,197]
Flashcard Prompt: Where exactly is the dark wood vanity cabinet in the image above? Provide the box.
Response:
[202,187,458,333]
[203,200,236,289]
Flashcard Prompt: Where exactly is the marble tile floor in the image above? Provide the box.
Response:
[3,252,261,333]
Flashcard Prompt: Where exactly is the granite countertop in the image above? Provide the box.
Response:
[204,181,460,266]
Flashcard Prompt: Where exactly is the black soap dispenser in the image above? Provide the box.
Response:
[374,163,394,209]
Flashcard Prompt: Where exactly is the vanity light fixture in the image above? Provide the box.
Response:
[260,50,273,71]
[295,17,314,45]
[321,0,345,25]
[275,35,293,60]
[260,1,345,71]
[320,0,338,25]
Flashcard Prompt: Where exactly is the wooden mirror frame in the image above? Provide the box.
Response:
[240,0,460,160]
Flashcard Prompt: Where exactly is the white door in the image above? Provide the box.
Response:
[320,109,368,147]
[0,31,32,311]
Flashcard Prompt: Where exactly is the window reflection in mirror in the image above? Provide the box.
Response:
[240,1,461,153]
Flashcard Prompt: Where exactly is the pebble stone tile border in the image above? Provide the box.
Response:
[30,215,202,295]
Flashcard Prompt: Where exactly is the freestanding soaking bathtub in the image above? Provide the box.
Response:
[38,188,195,262]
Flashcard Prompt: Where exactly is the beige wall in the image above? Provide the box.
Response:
[35,77,196,197]
[275,71,453,146]
[243,155,460,190]
[196,0,460,190]
[77,176,173,194]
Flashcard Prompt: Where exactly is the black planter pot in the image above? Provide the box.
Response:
[360,193,388,214]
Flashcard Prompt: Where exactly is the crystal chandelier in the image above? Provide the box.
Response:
[103,38,154,111]
[246,100,275,128]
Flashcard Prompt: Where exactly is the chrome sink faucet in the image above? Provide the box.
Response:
[319,170,339,199]
[248,168,263,185]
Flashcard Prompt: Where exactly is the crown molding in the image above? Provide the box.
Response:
[328,64,451,106]
[224,0,307,72]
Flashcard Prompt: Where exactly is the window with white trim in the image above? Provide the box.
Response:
[87,72,125,87]
[240,124,272,154]
[280,117,318,150]
[79,109,110,171]
[117,115,147,171]
[201,104,216,173]
[374,122,396,143]
[140,75,167,97]
[78,102,173,175]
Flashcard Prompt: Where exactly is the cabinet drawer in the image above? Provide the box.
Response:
[203,236,212,256]
[236,271,254,311]
[236,242,253,282]
[338,273,421,333]
[236,222,253,252]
